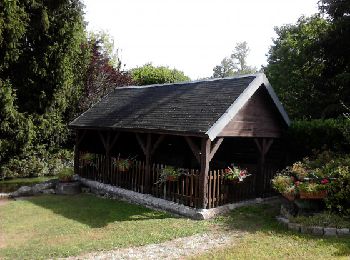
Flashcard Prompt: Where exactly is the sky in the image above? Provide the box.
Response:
[83,0,319,79]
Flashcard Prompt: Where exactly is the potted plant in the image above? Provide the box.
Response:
[224,164,251,183]
[298,179,329,199]
[271,174,297,201]
[58,166,74,183]
[81,153,95,167]
[157,166,182,184]
[114,155,135,172]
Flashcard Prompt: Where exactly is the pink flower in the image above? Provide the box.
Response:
[321,179,329,184]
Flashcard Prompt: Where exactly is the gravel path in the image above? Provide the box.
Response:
[65,231,244,260]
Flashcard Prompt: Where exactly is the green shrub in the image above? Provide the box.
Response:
[58,166,74,182]
[324,157,350,216]
[288,119,350,160]
[273,151,350,216]
[0,149,73,180]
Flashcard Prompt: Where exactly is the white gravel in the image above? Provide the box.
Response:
[64,231,244,260]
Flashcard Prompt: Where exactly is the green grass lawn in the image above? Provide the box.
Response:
[0,176,55,193]
[0,194,209,259]
[191,203,350,260]
[1,194,349,260]
[0,176,54,185]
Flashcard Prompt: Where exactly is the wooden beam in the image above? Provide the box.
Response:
[185,136,201,163]
[199,138,211,209]
[209,138,224,162]
[264,139,274,155]
[151,134,165,156]
[254,138,274,156]
[135,133,147,155]
[254,138,263,154]
[109,132,120,152]
[76,130,86,146]
[98,131,108,150]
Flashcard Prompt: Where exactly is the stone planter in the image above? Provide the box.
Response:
[282,193,296,201]
[56,181,81,195]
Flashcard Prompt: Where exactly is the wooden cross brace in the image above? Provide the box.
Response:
[185,136,224,164]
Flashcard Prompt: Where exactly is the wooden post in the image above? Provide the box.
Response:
[74,130,86,176]
[145,133,152,193]
[99,131,120,184]
[74,130,80,176]
[199,138,211,209]
[254,138,274,197]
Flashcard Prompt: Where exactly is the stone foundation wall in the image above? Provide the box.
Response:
[77,176,277,220]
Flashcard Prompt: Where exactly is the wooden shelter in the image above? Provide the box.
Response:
[69,73,290,209]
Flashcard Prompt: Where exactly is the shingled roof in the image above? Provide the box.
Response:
[69,73,290,140]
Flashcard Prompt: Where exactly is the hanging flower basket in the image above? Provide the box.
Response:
[114,155,135,172]
[282,192,296,201]
[226,178,240,184]
[299,190,327,199]
[224,164,251,184]
[166,175,178,182]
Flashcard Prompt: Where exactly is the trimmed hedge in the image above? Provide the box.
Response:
[287,119,350,161]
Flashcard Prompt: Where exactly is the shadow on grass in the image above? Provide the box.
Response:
[214,200,350,258]
[27,193,174,228]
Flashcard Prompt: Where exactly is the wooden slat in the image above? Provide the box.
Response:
[208,170,212,209]
[213,170,217,208]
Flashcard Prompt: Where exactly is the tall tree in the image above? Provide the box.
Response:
[319,0,350,112]
[213,57,235,78]
[78,32,133,113]
[265,16,331,119]
[212,41,257,78]
[131,63,190,85]
[0,0,89,162]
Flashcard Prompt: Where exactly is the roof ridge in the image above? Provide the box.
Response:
[113,73,260,90]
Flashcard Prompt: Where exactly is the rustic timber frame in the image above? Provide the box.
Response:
[70,73,290,209]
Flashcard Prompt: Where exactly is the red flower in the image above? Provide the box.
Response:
[225,168,230,173]
[321,179,329,184]
[295,181,300,186]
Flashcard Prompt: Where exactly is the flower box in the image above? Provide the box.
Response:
[299,190,327,199]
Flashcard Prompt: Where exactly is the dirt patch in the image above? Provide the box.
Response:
[65,230,246,260]
[0,199,9,206]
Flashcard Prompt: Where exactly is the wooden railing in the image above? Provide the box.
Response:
[79,153,277,209]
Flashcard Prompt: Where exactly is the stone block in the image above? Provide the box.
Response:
[288,223,301,232]
[56,182,81,195]
[42,189,55,194]
[324,227,337,236]
[276,216,289,226]
[300,226,313,234]
[10,186,33,197]
[336,228,350,236]
[312,226,324,236]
